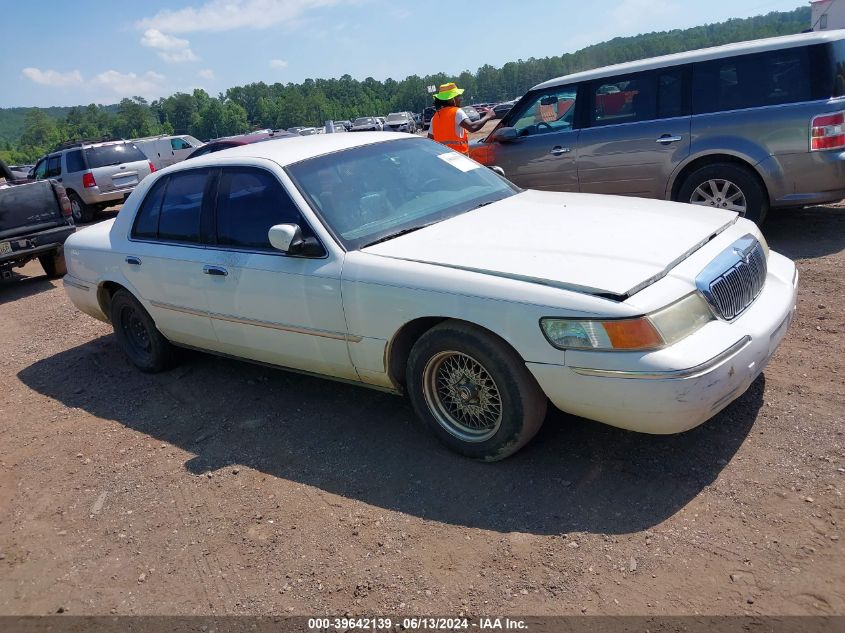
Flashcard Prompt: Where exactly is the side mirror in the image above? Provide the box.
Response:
[268,223,325,257]
[491,127,519,143]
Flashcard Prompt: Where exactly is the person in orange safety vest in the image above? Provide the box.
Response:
[427,82,495,154]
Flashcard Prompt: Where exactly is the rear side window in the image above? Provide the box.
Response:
[65,150,86,173]
[46,155,61,178]
[132,177,168,239]
[692,47,811,114]
[591,74,656,126]
[657,69,686,119]
[84,143,147,168]
[828,40,845,97]
[158,171,208,242]
[215,167,311,250]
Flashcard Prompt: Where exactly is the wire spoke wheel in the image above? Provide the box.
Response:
[422,350,503,443]
[689,178,747,215]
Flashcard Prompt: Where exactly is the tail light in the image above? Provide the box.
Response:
[82,172,96,188]
[810,111,845,151]
[52,183,72,217]
[148,161,156,173]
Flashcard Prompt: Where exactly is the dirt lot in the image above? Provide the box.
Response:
[0,202,843,617]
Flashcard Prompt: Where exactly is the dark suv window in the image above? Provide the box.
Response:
[215,167,311,250]
[84,143,147,169]
[65,149,86,173]
[45,155,61,178]
[692,47,811,114]
[133,170,210,242]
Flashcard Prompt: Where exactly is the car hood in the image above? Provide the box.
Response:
[361,190,736,298]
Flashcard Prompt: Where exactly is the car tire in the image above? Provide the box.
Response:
[68,192,94,224]
[109,290,175,373]
[677,162,768,225]
[406,321,547,461]
[39,250,67,279]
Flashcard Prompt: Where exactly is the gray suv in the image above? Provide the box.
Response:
[471,30,845,223]
[32,140,154,223]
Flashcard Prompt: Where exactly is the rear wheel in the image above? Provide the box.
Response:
[68,192,94,224]
[38,250,67,279]
[109,290,174,373]
[406,321,547,461]
[677,163,768,225]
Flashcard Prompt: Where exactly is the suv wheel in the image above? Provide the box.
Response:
[406,321,547,461]
[677,163,768,224]
[109,290,175,373]
[68,192,94,224]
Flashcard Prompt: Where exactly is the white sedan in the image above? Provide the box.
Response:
[62,133,798,461]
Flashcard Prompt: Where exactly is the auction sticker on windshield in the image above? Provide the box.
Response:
[437,152,481,172]
[0,241,12,255]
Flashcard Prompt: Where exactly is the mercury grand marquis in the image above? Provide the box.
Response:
[62,133,798,460]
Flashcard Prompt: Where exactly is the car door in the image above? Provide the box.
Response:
[480,85,581,191]
[200,165,358,381]
[122,169,218,348]
[577,68,691,199]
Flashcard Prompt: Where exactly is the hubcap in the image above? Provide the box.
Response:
[690,179,747,216]
[71,199,82,222]
[422,351,503,443]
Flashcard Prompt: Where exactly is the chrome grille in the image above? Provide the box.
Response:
[696,235,767,321]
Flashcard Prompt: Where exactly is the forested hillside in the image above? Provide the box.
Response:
[0,6,810,163]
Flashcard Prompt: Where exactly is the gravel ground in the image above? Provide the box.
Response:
[0,201,842,617]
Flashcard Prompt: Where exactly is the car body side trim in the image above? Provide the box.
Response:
[63,278,90,291]
[568,335,751,380]
[149,300,362,343]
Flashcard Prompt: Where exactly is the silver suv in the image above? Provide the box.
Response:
[471,30,845,224]
[32,140,154,223]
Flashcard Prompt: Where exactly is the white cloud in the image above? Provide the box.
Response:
[140,28,199,63]
[137,0,346,34]
[93,70,166,99]
[269,59,289,70]
[198,68,215,80]
[22,67,84,87]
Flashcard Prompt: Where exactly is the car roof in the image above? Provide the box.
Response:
[177,132,412,168]
[533,30,845,90]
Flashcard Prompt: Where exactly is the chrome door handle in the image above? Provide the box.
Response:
[550,146,571,156]
[656,135,683,143]
[203,265,228,276]
[125,256,141,266]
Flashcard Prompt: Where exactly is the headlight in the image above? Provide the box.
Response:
[540,292,714,351]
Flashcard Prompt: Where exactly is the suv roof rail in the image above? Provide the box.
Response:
[50,136,124,152]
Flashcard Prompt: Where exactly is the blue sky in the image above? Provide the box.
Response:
[1,0,808,108]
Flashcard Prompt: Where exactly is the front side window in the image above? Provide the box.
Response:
[288,137,517,250]
[508,87,578,136]
[171,138,191,150]
[692,47,811,114]
[33,159,47,180]
[215,167,312,250]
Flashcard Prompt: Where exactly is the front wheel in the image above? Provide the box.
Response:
[406,321,547,461]
[677,163,768,225]
[109,290,175,373]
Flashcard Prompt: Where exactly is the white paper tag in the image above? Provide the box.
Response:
[437,152,481,172]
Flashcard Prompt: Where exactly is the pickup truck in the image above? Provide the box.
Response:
[0,159,75,280]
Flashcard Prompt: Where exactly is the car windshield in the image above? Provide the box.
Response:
[386,113,407,122]
[287,137,518,250]
[353,117,374,125]
[85,143,146,168]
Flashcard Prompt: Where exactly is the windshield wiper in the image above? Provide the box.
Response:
[362,223,434,248]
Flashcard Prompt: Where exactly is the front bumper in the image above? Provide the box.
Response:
[526,251,798,434]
